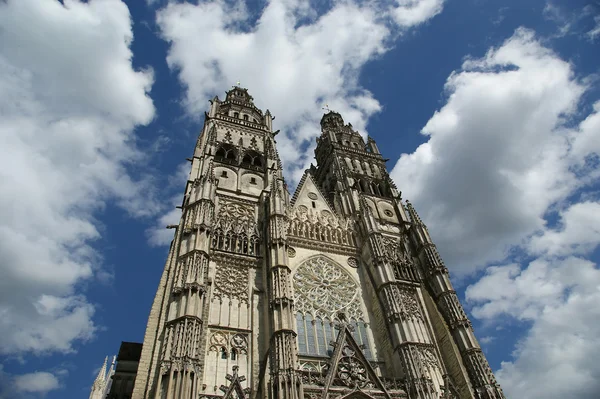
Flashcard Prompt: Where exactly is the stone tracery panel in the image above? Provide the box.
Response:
[212,198,260,255]
[293,256,363,321]
[213,263,249,303]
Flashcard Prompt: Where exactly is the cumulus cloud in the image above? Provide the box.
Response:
[466,254,600,398]
[0,0,155,357]
[391,26,600,399]
[13,371,61,394]
[146,0,445,243]
[155,0,444,182]
[529,201,600,256]
[391,27,591,275]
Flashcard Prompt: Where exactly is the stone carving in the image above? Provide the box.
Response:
[381,236,411,265]
[307,192,318,200]
[418,347,440,378]
[287,206,356,248]
[398,287,422,321]
[380,236,420,282]
[347,257,358,268]
[162,316,203,361]
[293,257,363,321]
[174,250,208,290]
[333,345,375,389]
[249,136,258,151]
[213,263,249,303]
[213,198,260,256]
[209,330,249,355]
[287,247,296,258]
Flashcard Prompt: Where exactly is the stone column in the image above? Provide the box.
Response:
[265,176,302,399]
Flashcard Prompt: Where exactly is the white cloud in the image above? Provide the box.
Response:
[466,254,600,398]
[0,0,155,356]
[13,371,60,394]
[148,0,445,244]
[529,201,600,256]
[390,26,600,398]
[590,15,600,39]
[391,0,444,27]
[155,0,444,180]
[391,27,590,275]
[146,198,182,246]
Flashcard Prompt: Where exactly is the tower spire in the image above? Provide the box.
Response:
[89,356,109,399]
[94,356,108,385]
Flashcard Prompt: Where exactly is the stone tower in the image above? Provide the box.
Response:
[131,87,504,399]
[89,355,116,399]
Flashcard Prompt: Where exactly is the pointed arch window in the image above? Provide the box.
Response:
[215,144,237,165]
[242,150,264,170]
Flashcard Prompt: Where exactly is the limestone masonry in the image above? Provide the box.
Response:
[101,87,505,399]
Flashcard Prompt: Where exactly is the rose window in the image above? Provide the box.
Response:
[293,256,373,358]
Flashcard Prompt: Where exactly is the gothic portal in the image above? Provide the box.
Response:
[130,87,504,399]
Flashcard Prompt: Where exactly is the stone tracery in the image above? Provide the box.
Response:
[293,256,373,358]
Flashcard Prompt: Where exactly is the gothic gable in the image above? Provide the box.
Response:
[322,319,391,399]
[291,170,335,215]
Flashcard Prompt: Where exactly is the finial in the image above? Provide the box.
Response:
[234,80,241,87]
[322,104,331,112]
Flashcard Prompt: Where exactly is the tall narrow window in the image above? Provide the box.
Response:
[316,318,326,355]
[324,319,334,356]
[296,313,307,354]
[306,314,317,354]
[220,347,227,359]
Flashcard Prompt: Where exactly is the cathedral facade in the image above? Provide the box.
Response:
[129,87,504,399]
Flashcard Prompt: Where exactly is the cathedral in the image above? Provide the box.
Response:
[100,86,505,399]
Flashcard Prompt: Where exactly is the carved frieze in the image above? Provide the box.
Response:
[286,206,356,248]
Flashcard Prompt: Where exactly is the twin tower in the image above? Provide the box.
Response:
[128,87,504,399]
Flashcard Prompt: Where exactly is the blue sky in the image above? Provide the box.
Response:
[0,0,599,398]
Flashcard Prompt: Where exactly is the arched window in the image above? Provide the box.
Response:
[233,112,239,118]
[215,144,237,164]
[241,150,264,169]
[243,114,249,121]
[220,347,227,359]
[231,348,237,360]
